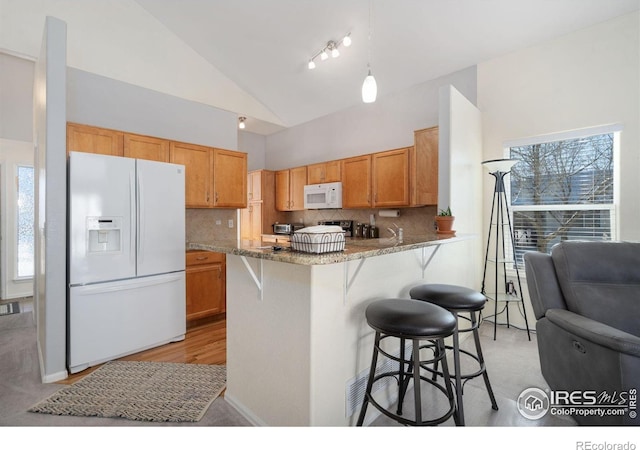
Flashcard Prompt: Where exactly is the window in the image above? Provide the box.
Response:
[508,130,617,265]
[17,165,34,278]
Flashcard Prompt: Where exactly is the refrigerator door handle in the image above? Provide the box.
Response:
[72,272,184,295]
[130,170,136,267]
[138,168,145,265]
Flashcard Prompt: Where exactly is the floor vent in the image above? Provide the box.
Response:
[345,342,412,418]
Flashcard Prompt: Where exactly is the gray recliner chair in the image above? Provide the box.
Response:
[524,241,640,426]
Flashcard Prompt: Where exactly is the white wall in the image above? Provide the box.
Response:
[0,53,34,142]
[478,11,640,242]
[265,66,477,170]
[238,130,266,171]
[438,85,484,287]
[67,68,238,150]
[34,16,68,383]
[0,139,34,299]
[0,55,35,299]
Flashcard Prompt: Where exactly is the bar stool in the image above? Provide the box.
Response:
[409,284,499,426]
[356,298,458,426]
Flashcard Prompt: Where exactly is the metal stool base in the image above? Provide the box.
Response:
[357,333,457,426]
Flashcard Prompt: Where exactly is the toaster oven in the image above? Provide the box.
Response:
[272,222,305,235]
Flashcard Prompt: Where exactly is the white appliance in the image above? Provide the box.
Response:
[303,182,342,209]
[68,151,186,374]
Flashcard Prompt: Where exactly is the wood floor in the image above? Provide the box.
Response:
[59,314,227,385]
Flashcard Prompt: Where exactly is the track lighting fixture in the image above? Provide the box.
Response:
[238,116,246,129]
[307,33,351,70]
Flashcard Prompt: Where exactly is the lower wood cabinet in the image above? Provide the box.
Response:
[186,250,226,322]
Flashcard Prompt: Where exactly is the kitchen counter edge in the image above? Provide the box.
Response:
[187,233,476,266]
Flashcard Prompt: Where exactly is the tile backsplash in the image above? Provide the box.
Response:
[186,205,439,243]
[186,208,238,242]
[299,206,438,237]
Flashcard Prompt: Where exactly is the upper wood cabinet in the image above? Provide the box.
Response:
[68,123,248,209]
[412,126,439,206]
[67,122,123,156]
[372,147,410,207]
[341,155,372,208]
[242,170,287,240]
[170,141,213,208]
[212,149,247,208]
[307,160,341,184]
[247,170,263,201]
[124,133,170,162]
[275,166,307,211]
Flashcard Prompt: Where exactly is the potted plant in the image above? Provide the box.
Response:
[435,207,455,234]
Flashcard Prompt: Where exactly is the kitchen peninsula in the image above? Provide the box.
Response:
[188,232,479,426]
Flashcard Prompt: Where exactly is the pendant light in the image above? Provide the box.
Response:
[362,0,377,103]
[362,65,377,103]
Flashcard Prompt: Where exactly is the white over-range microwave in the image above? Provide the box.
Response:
[303,182,343,209]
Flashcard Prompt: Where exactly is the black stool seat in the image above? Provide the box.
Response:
[357,298,459,427]
[366,298,456,338]
[409,284,486,311]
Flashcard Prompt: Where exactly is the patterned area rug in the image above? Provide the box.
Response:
[28,361,226,422]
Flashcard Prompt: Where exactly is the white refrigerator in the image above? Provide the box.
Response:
[68,151,186,374]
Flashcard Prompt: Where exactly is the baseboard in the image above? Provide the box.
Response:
[223,392,267,426]
[37,339,68,383]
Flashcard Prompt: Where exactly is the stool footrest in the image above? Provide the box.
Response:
[365,370,456,426]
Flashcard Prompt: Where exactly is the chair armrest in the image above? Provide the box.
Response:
[524,251,567,319]
[546,309,640,357]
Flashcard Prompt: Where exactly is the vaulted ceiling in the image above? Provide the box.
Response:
[1,0,638,135]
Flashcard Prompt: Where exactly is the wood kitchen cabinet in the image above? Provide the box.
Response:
[240,201,263,241]
[186,250,226,322]
[241,170,287,240]
[412,126,439,206]
[212,148,247,208]
[372,147,410,207]
[169,144,247,209]
[341,155,372,208]
[67,122,123,156]
[275,166,307,211]
[247,170,263,201]
[170,141,213,208]
[124,133,170,162]
[306,160,341,184]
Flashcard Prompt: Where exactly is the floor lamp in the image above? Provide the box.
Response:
[481,158,531,341]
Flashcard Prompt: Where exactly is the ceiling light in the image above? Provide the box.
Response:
[308,33,351,69]
[238,116,246,129]
[362,0,377,103]
[362,67,377,103]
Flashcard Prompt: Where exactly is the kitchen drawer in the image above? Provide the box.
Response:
[186,250,225,266]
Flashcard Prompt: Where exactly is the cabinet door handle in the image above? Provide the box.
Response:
[196,256,208,261]
[217,267,222,279]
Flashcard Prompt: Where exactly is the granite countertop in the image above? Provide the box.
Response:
[187,232,474,265]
